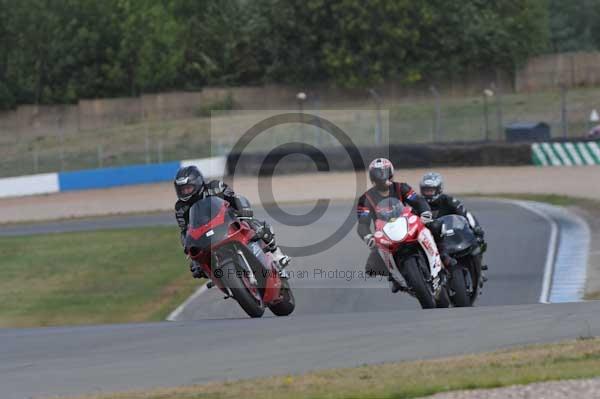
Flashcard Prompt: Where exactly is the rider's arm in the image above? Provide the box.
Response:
[206,180,236,199]
[443,194,467,217]
[356,194,374,239]
[445,194,484,236]
[175,201,189,249]
[398,182,431,215]
[206,180,253,218]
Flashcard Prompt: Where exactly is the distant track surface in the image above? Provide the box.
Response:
[0,198,582,399]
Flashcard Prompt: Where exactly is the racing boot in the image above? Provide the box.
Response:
[271,246,291,270]
[253,220,291,271]
[436,252,455,289]
[389,276,407,294]
[441,252,457,268]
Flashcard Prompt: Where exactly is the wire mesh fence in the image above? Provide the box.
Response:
[1,85,600,178]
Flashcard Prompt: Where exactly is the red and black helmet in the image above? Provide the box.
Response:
[174,165,205,202]
[368,158,394,190]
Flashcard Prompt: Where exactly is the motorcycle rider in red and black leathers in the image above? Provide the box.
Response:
[357,158,454,293]
[174,165,290,279]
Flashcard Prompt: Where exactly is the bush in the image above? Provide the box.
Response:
[0,82,16,110]
[195,92,236,117]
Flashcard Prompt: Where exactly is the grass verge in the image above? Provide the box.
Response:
[0,226,198,327]
[62,337,600,399]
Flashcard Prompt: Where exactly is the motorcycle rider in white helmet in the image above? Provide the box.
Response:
[356,158,454,293]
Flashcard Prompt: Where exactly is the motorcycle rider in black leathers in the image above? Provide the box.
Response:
[356,158,454,293]
[419,171,488,277]
[174,165,290,279]
[419,172,485,241]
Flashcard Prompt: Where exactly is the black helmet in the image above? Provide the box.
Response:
[420,172,443,203]
[174,165,205,202]
[369,158,394,191]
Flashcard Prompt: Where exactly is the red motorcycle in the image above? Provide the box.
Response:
[184,196,295,318]
[372,197,449,309]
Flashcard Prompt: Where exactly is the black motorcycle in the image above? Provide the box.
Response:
[438,215,486,307]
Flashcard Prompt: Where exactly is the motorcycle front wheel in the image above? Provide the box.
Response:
[403,256,436,309]
[219,256,265,318]
[450,267,471,307]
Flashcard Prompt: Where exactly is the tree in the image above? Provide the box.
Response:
[173,0,261,87]
[549,0,599,52]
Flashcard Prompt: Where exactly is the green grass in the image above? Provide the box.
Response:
[0,226,198,327]
[3,86,600,177]
[63,337,600,399]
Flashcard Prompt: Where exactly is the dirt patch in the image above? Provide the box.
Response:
[428,378,600,399]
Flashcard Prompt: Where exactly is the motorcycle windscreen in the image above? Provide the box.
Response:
[438,214,477,253]
[383,217,409,242]
[188,196,226,228]
[374,197,405,221]
[185,196,230,251]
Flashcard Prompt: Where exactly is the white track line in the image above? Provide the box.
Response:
[500,200,558,304]
[546,207,590,302]
[166,283,209,321]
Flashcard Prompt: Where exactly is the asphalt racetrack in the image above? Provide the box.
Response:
[2,198,598,399]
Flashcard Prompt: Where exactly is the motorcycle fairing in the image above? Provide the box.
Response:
[417,228,442,279]
[383,217,409,242]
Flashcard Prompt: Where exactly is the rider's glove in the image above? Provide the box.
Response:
[473,225,484,237]
[206,180,226,196]
[364,234,376,249]
[420,211,433,225]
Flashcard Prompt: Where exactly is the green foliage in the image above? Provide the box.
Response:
[0,0,558,106]
[548,0,600,52]
[194,92,236,117]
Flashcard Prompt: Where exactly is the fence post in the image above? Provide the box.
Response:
[429,86,441,143]
[368,88,383,146]
[97,145,103,168]
[157,140,163,164]
[561,85,568,139]
[145,134,151,164]
[33,147,39,173]
[313,95,324,147]
[140,94,151,164]
[491,81,504,141]
[482,88,495,142]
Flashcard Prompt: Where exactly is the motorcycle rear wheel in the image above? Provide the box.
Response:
[219,257,265,318]
[403,256,436,309]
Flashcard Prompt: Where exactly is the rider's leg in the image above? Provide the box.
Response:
[365,249,388,277]
[365,250,407,293]
[189,259,207,279]
[248,219,291,268]
[426,220,456,268]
